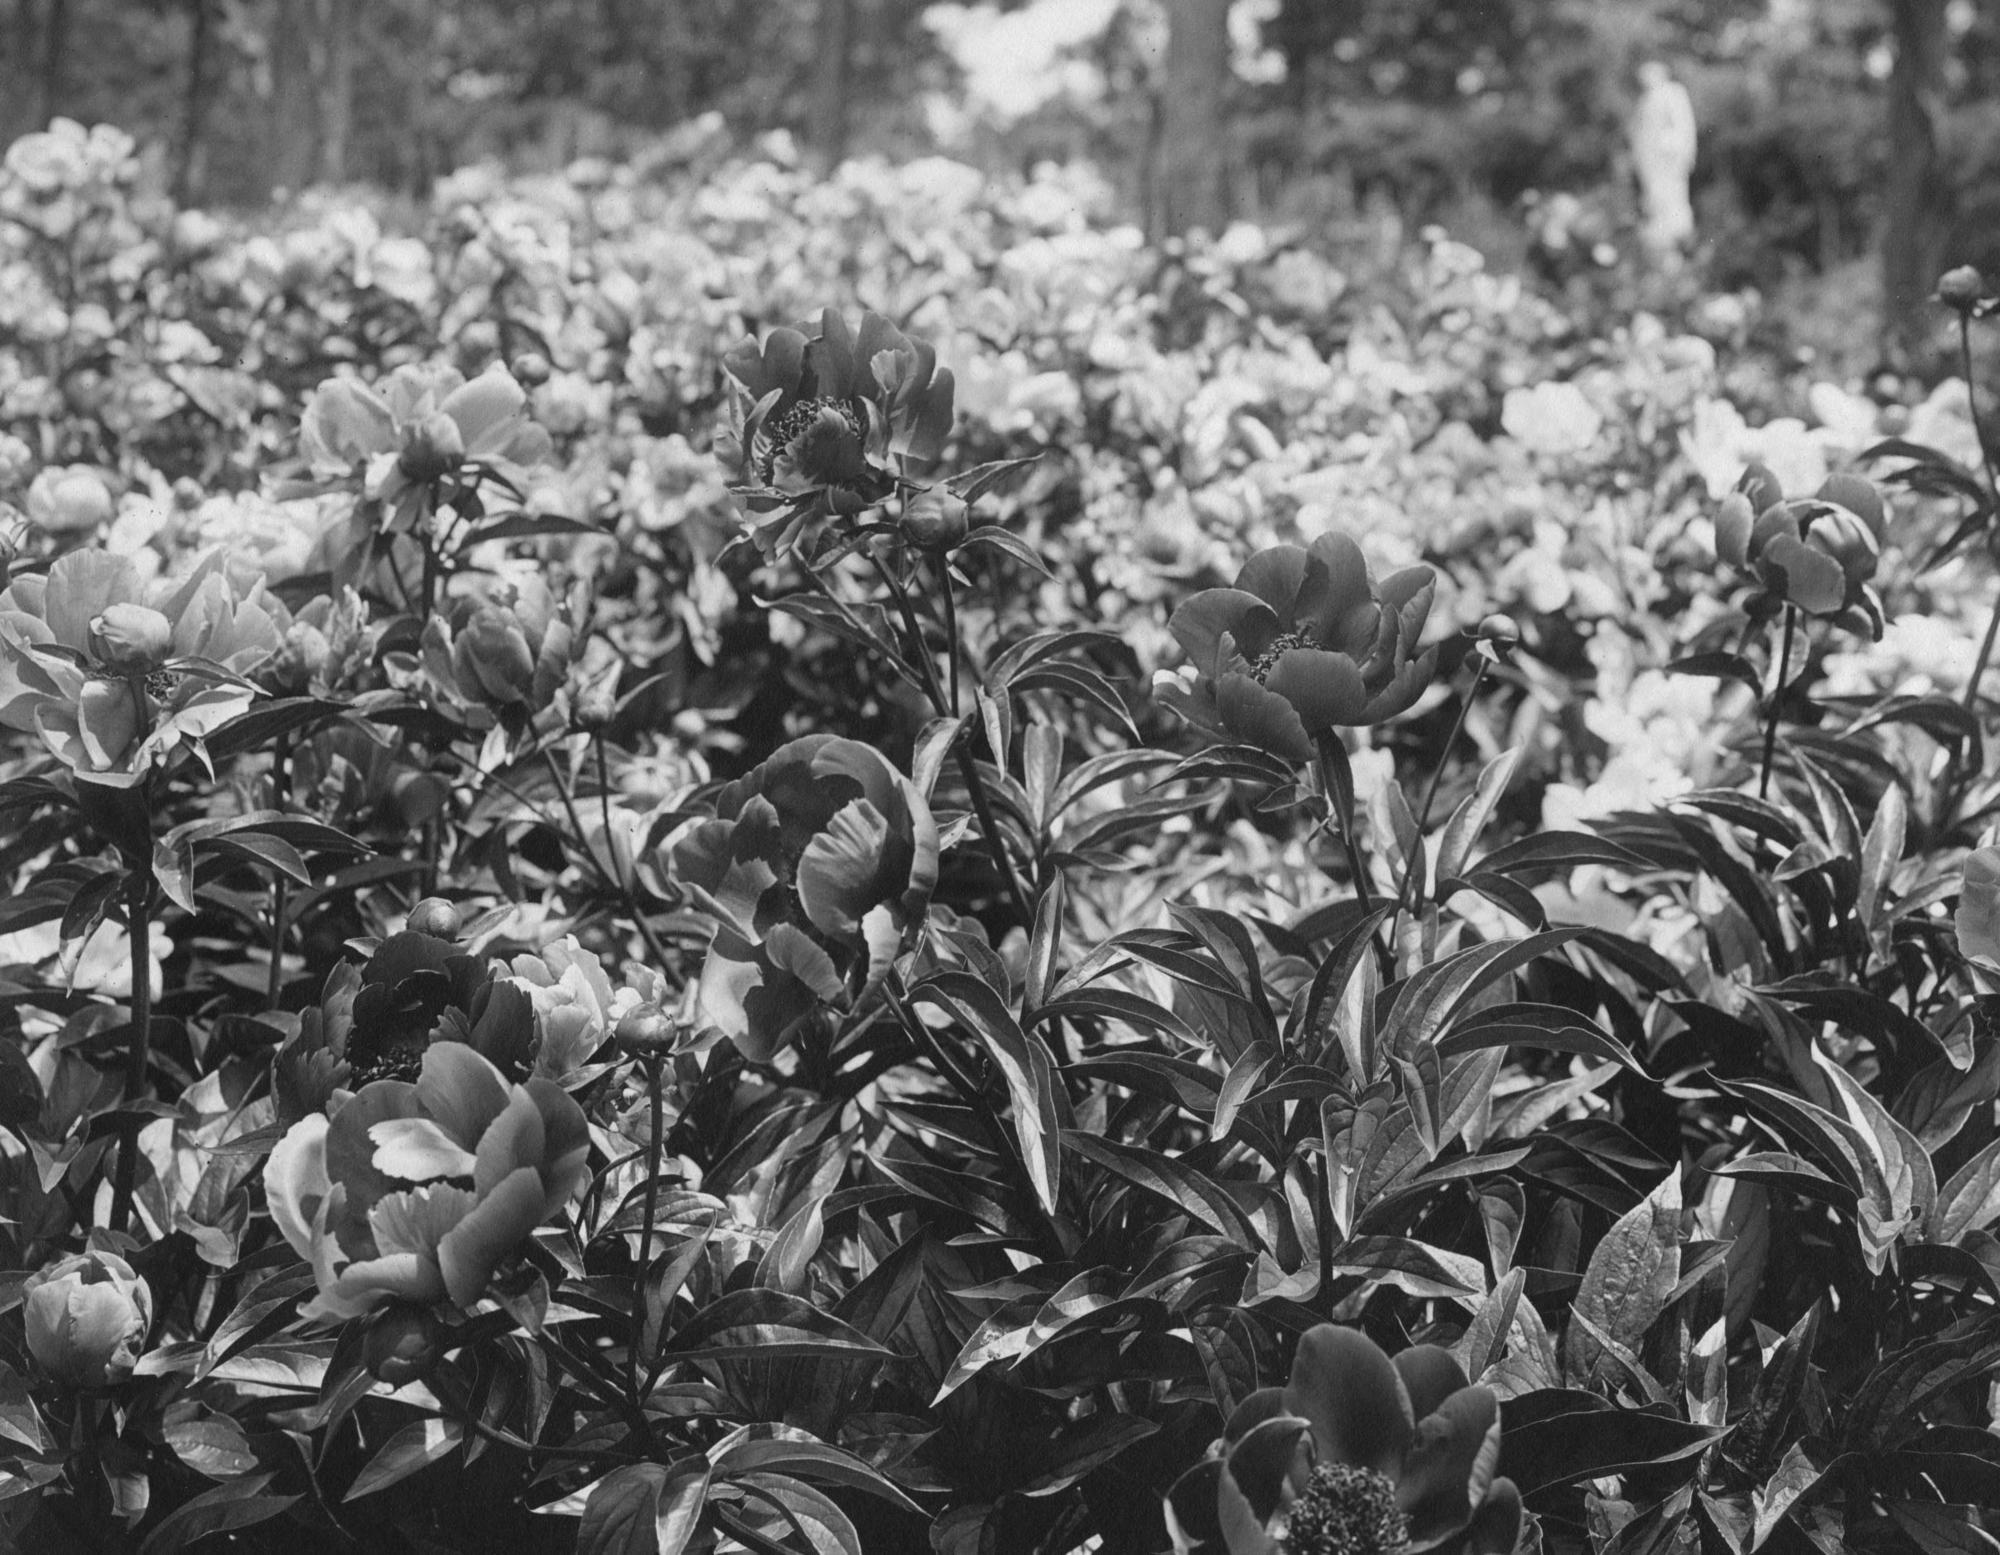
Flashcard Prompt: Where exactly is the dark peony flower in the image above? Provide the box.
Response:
[263,1042,590,1322]
[1165,1326,1522,1555]
[1158,534,1437,763]
[274,928,539,1117]
[719,309,956,553]
[1711,464,1886,637]
[674,735,939,1060]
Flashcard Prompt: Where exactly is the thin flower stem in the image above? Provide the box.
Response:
[865,550,1034,924]
[932,551,963,714]
[1959,311,2000,712]
[627,1053,666,1409]
[109,855,155,1235]
[594,735,673,970]
[266,735,291,1009]
[1312,732,1373,913]
[1389,656,1488,944]
[1760,606,1797,801]
[545,746,672,970]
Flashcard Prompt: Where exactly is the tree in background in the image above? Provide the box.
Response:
[1154,0,1232,237]
[1882,0,1950,361]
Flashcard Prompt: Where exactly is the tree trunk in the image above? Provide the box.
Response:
[174,0,214,203]
[1882,0,1950,362]
[266,0,359,195]
[808,0,853,171]
[1156,0,1232,238]
[312,0,357,185]
[37,0,70,128]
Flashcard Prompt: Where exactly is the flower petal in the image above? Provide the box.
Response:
[1236,544,1311,619]
[438,1166,546,1308]
[415,1041,513,1148]
[1214,673,1314,763]
[1392,1345,1470,1423]
[1261,647,1369,732]
[796,797,891,937]
[1282,1324,1414,1476]
[1299,533,1376,648]
[1396,1385,1500,1546]
[1223,1415,1313,1524]
[1461,1477,1524,1555]
[1170,589,1279,677]
[370,1117,480,1181]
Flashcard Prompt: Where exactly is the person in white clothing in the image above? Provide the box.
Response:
[1630,61,1698,267]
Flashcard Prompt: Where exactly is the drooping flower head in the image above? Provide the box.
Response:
[1158,534,1437,763]
[673,735,940,1059]
[1712,464,1886,638]
[1165,1326,1522,1555]
[262,1041,590,1322]
[0,548,283,787]
[719,309,956,553]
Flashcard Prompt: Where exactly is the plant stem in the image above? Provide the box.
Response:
[1389,656,1488,943]
[931,550,963,714]
[627,1053,666,1409]
[1760,606,1798,801]
[1959,311,2000,712]
[546,746,671,969]
[865,550,1033,923]
[266,735,291,1009]
[109,855,155,1235]
[1313,730,1373,913]
[593,735,673,969]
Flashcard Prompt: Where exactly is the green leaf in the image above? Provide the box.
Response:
[579,1460,712,1555]
[162,1415,259,1480]
[1567,1171,1683,1382]
[1934,1136,2000,1244]
[1436,744,1524,882]
[1498,1391,1720,1496]
[910,971,1062,1217]
[137,1472,298,1555]
[662,1288,893,1363]
[343,1416,463,1501]
[1063,1131,1258,1243]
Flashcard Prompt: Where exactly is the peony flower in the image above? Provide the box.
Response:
[0,548,283,787]
[1711,463,1886,637]
[507,936,630,1082]
[718,308,956,553]
[1500,381,1602,456]
[1165,1325,1521,1555]
[1158,533,1437,763]
[674,735,940,1059]
[275,929,540,1116]
[262,1041,589,1322]
[23,1250,153,1388]
[299,361,552,509]
[415,573,584,723]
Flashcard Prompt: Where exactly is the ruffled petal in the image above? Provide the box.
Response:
[1214,673,1314,763]
[1282,1325,1414,1476]
[438,1166,546,1308]
[1170,590,1280,677]
[1261,647,1369,731]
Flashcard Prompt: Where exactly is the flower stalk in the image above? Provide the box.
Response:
[1760,604,1797,801]
[108,850,155,1235]
[1959,309,2000,712]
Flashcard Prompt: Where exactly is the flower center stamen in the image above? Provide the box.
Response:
[1249,629,1316,684]
[1279,1463,1409,1555]
[757,395,866,483]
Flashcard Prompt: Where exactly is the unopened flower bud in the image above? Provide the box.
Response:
[510,352,552,387]
[363,1302,441,1386]
[899,489,970,550]
[406,897,463,940]
[1476,613,1519,647]
[23,1251,152,1388]
[269,621,330,691]
[615,1005,676,1056]
[397,412,465,484]
[26,466,114,535]
[89,603,174,673]
[1937,265,1989,313]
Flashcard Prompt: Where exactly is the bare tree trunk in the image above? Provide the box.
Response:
[37,0,70,128]
[1156,0,1232,238]
[1882,0,1950,362]
[174,0,214,203]
[313,0,357,185]
[808,0,853,171]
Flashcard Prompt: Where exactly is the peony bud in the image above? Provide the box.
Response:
[615,1005,676,1056]
[397,411,466,484]
[23,1251,153,1388]
[1477,613,1520,647]
[26,466,114,535]
[510,352,552,387]
[268,621,331,692]
[1937,265,1989,313]
[88,603,174,673]
[899,489,970,550]
[363,1302,442,1385]
[406,897,463,940]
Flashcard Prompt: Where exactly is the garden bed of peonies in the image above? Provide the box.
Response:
[6,113,2000,1555]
